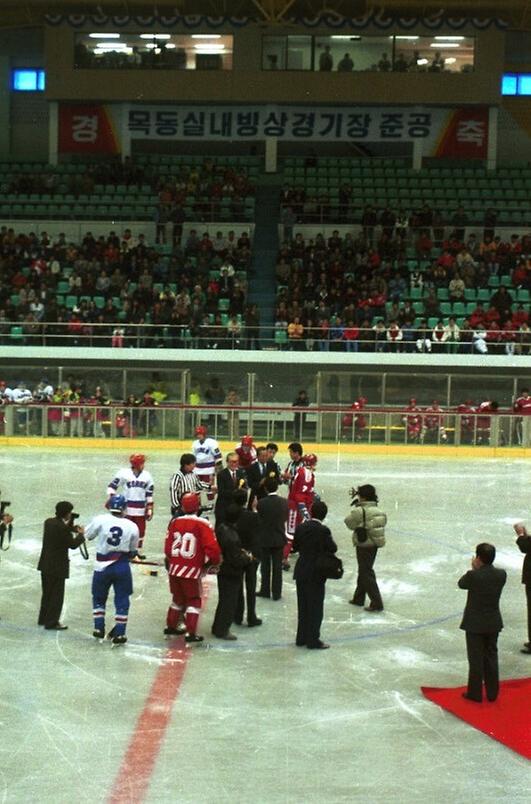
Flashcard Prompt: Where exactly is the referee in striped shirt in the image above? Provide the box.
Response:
[170,453,213,516]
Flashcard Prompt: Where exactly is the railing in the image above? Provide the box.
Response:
[1,321,529,354]
[1,403,530,448]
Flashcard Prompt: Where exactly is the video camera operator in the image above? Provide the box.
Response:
[37,500,85,630]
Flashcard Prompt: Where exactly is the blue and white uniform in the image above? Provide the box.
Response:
[86,513,139,637]
[192,437,222,480]
[107,467,154,517]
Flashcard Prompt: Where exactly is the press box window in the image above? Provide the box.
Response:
[12,69,46,91]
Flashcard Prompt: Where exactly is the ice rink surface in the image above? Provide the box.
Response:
[1,446,530,803]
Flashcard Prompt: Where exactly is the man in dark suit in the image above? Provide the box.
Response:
[293,500,337,650]
[458,542,507,702]
[514,523,531,654]
[37,501,85,630]
[233,489,262,627]
[215,452,247,527]
[246,446,280,510]
[256,478,288,601]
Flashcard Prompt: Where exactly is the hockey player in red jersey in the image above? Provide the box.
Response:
[402,398,423,443]
[423,400,448,443]
[476,399,500,445]
[457,400,476,444]
[235,435,257,472]
[164,492,221,643]
[107,453,154,559]
[342,396,368,441]
[514,387,531,444]
[285,453,318,567]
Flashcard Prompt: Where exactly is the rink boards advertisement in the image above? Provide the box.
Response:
[58,103,489,159]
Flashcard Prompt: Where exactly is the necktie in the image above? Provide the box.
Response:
[232,470,236,486]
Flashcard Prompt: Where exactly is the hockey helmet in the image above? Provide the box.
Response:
[195,425,207,438]
[303,453,318,468]
[409,397,417,405]
[130,453,146,469]
[109,494,127,513]
[181,493,200,514]
[357,396,368,406]
[241,435,253,447]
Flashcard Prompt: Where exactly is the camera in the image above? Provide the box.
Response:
[70,512,80,521]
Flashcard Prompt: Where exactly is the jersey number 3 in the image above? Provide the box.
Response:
[171,532,197,559]
[107,526,123,547]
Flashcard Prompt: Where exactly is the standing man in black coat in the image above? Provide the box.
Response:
[458,542,507,702]
[293,500,337,650]
[214,452,247,527]
[256,477,288,600]
[246,445,280,510]
[514,522,531,654]
[211,505,252,640]
[37,501,85,630]
[233,489,262,627]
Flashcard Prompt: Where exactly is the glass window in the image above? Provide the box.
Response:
[502,74,518,95]
[12,69,45,91]
[74,32,233,70]
[262,36,286,70]
[286,36,312,70]
[518,74,531,95]
[315,36,390,72]
[392,35,475,74]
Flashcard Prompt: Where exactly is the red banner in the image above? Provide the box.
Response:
[58,104,119,154]
[435,106,489,160]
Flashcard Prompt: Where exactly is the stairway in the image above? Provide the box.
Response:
[248,182,281,345]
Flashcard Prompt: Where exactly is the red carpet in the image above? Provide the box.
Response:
[421,678,531,759]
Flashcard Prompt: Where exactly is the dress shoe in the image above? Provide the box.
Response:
[216,632,237,640]
[364,605,383,612]
[247,618,262,627]
[349,599,364,606]
[256,591,270,598]
[272,595,281,601]
[233,619,243,626]
[524,641,531,648]
[307,641,330,650]
[295,640,306,647]
[462,693,482,703]
[520,645,531,654]
[45,623,68,630]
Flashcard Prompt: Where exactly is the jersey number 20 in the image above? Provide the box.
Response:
[171,531,197,559]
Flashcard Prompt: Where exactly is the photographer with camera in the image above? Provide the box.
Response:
[344,484,387,612]
[37,501,85,630]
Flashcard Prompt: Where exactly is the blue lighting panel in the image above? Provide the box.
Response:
[517,74,531,95]
[501,74,517,95]
[13,70,37,91]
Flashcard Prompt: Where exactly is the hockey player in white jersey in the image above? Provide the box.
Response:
[107,453,154,559]
[86,494,139,645]
[192,425,222,500]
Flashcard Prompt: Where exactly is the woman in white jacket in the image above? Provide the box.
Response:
[344,484,387,612]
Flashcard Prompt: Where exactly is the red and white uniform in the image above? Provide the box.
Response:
[457,402,475,437]
[287,465,315,539]
[107,467,154,547]
[403,403,422,441]
[193,436,222,480]
[235,443,257,470]
[476,401,497,435]
[423,404,447,441]
[164,514,221,635]
[342,398,367,439]
[514,394,531,416]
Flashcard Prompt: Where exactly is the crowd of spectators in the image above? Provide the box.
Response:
[0,225,257,348]
[275,226,531,354]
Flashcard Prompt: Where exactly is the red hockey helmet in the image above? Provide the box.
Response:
[181,493,200,514]
[241,435,253,447]
[303,453,318,468]
[409,398,417,405]
[130,453,146,468]
[195,425,207,438]
[357,396,368,406]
